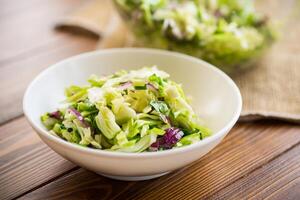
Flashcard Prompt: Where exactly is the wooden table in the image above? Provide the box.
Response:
[1,1,300,199]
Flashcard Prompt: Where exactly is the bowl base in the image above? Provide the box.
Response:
[97,171,170,181]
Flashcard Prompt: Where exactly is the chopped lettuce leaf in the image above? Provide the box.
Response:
[65,85,88,103]
[41,67,212,152]
[111,98,136,124]
[95,106,121,139]
[112,133,157,152]
[176,133,200,147]
[41,114,59,130]
[88,74,107,87]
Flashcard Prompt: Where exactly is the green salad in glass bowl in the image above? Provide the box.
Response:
[114,0,276,73]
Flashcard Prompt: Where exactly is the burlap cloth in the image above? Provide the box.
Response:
[56,0,300,123]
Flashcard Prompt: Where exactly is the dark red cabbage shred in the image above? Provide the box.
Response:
[150,128,184,151]
[49,111,61,120]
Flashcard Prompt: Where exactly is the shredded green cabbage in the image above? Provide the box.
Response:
[41,67,212,152]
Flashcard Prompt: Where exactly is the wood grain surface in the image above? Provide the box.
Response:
[209,143,300,200]
[0,117,76,200]
[0,0,98,124]
[0,1,299,200]
[1,121,299,200]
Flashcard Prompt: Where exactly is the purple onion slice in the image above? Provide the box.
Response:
[68,108,89,127]
[118,81,133,90]
[146,83,158,92]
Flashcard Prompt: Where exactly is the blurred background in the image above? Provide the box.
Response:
[0,0,299,125]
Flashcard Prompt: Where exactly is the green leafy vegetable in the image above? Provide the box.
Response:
[114,0,276,73]
[95,106,121,139]
[41,67,211,152]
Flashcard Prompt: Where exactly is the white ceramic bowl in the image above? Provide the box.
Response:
[23,48,242,181]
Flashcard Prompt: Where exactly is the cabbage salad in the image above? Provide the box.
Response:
[41,67,211,152]
[115,0,276,73]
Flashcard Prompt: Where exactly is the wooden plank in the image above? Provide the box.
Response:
[18,168,135,200]
[0,36,97,124]
[0,0,85,63]
[207,142,300,200]
[17,122,300,200]
[265,179,300,200]
[0,117,76,200]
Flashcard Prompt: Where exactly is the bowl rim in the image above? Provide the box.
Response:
[23,48,242,158]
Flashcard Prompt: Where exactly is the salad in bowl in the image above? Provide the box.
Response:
[23,48,242,180]
[41,67,211,153]
[114,0,275,73]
